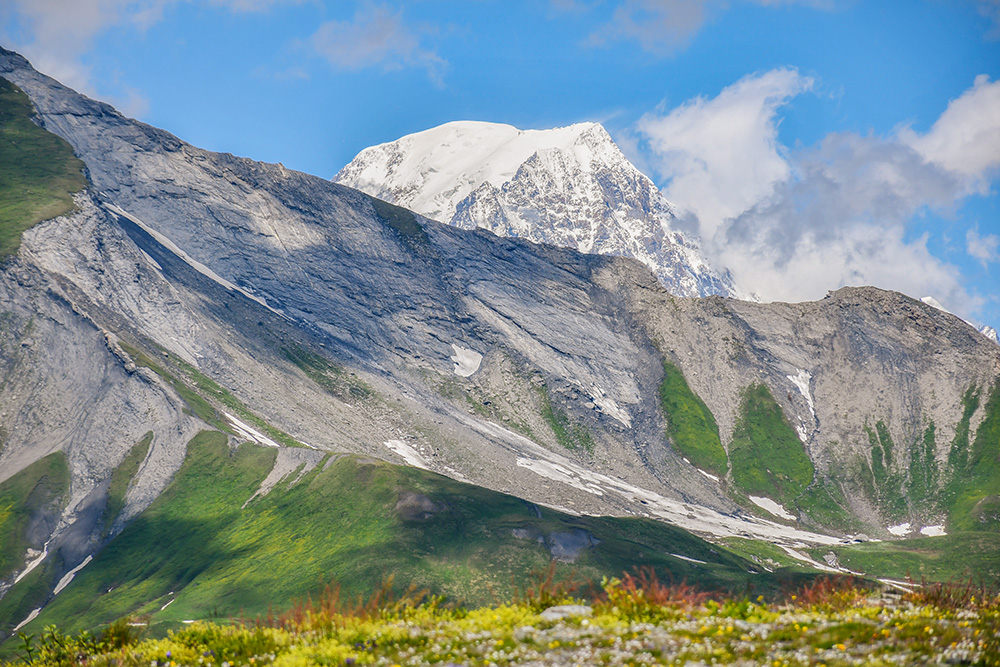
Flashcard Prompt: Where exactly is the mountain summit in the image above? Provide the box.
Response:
[335,121,747,299]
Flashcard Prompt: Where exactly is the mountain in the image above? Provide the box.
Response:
[982,325,999,345]
[1,47,999,641]
[335,121,747,299]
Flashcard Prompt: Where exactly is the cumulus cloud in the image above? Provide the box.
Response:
[900,74,1000,182]
[637,68,812,237]
[717,132,975,312]
[967,227,1000,267]
[637,71,999,320]
[309,5,446,84]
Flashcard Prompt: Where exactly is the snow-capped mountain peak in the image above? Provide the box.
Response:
[981,325,999,345]
[337,121,606,223]
[335,120,747,299]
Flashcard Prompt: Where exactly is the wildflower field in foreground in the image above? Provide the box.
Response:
[5,572,999,667]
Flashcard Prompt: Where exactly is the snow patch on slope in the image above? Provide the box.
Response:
[589,385,632,428]
[12,608,42,633]
[450,344,483,377]
[384,440,430,470]
[887,522,912,536]
[458,413,839,545]
[52,555,92,596]
[13,545,49,585]
[786,369,815,442]
[749,495,796,521]
[225,412,280,448]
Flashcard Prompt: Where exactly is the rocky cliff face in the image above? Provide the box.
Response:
[335,121,746,299]
[1,47,999,623]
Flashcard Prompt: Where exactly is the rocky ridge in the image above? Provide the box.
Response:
[335,121,746,299]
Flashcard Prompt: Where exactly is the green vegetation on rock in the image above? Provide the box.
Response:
[946,381,1000,532]
[795,478,860,533]
[174,355,303,448]
[0,77,86,260]
[370,196,427,245]
[948,385,980,472]
[118,341,230,432]
[282,344,373,401]
[537,385,594,454]
[865,420,906,519]
[729,383,813,509]
[907,421,940,513]
[120,340,302,448]
[657,360,726,476]
[101,432,154,537]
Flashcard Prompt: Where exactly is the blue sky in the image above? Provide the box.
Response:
[2,0,999,330]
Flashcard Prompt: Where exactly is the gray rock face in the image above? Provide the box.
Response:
[1,46,999,603]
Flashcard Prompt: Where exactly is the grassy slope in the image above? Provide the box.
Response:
[0,77,86,260]
[823,532,1000,583]
[729,384,814,509]
[946,381,1000,532]
[100,432,154,538]
[0,453,70,632]
[657,360,726,476]
[3,431,798,642]
[0,452,69,581]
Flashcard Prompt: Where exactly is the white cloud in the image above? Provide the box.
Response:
[717,132,976,313]
[0,0,161,94]
[900,74,1000,183]
[309,5,446,84]
[0,0,301,100]
[637,68,812,237]
[967,227,1000,267]
[636,72,997,321]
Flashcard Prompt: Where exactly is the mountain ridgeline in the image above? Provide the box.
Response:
[334,120,747,300]
[0,46,998,643]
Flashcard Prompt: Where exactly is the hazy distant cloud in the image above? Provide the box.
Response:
[975,0,1000,37]
[309,5,446,84]
[0,0,301,108]
[0,0,163,95]
[637,72,996,320]
[588,0,837,55]
[211,0,304,10]
[589,0,710,55]
[967,227,1000,267]
[637,68,812,237]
